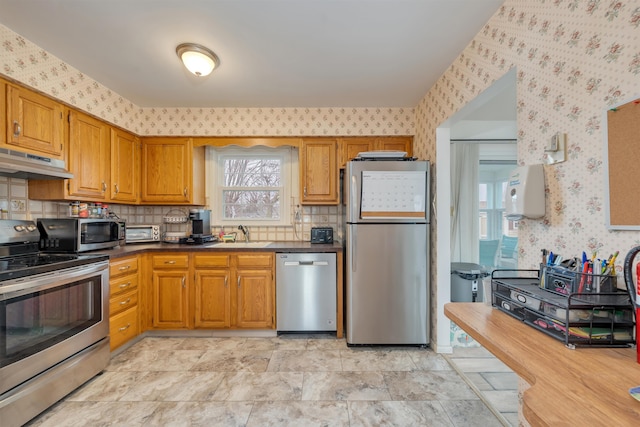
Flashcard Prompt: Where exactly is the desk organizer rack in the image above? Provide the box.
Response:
[491,269,635,349]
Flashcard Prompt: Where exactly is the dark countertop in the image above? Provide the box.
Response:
[98,241,343,259]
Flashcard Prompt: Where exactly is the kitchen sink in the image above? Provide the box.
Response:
[211,241,273,248]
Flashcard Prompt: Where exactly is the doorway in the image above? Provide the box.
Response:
[434,68,517,352]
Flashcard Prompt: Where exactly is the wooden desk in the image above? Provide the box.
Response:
[445,302,640,426]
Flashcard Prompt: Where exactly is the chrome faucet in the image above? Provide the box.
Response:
[238,225,250,242]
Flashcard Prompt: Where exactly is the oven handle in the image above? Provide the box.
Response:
[0,261,109,301]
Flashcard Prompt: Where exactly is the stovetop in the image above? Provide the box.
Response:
[0,219,109,283]
[0,252,109,282]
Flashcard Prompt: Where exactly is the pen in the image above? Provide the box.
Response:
[548,251,554,266]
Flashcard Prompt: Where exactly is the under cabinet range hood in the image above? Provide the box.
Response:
[0,148,73,180]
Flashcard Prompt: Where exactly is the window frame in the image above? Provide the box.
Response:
[206,146,295,227]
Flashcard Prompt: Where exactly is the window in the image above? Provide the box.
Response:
[207,147,296,226]
[479,164,517,240]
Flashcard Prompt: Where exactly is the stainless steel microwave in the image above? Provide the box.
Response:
[37,218,125,252]
[125,224,161,243]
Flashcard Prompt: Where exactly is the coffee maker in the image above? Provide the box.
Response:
[180,209,213,244]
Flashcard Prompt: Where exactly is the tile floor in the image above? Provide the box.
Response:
[445,346,519,427]
[25,336,508,427]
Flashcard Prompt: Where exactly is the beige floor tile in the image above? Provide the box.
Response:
[267,349,342,372]
[191,350,273,372]
[384,371,479,401]
[212,372,303,401]
[144,401,253,426]
[348,400,454,427]
[247,401,350,426]
[440,399,505,427]
[118,371,226,401]
[340,349,417,371]
[301,371,391,401]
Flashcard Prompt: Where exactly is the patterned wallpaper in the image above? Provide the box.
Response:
[416,0,640,274]
[0,24,414,137]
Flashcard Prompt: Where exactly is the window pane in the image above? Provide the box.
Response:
[224,158,280,187]
[479,211,488,239]
[223,190,280,220]
[479,183,488,209]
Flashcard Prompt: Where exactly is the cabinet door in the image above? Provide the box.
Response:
[300,139,338,205]
[141,138,192,203]
[152,270,189,328]
[235,269,274,328]
[68,110,110,199]
[375,136,413,157]
[194,269,231,328]
[339,138,374,168]
[110,128,139,203]
[6,85,64,158]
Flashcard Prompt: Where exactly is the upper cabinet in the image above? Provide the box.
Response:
[141,137,205,205]
[0,79,6,146]
[300,138,339,205]
[67,110,110,199]
[5,84,65,158]
[110,128,140,203]
[338,136,413,168]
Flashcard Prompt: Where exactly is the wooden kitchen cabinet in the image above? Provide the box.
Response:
[141,137,205,205]
[150,252,275,330]
[28,110,118,202]
[5,84,65,158]
[109,255,140,351]
[110,128,140,203]
[338,136,413,167]
[67,110,110,199]
[193,254,231,328]
[300,139,339,205]
[151,253,190,329]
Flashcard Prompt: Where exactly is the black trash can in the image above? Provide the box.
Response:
[451,262,489,302]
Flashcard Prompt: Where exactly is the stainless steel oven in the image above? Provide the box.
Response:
[0,220,110,427]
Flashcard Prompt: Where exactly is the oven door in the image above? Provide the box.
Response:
[0,261,109,395]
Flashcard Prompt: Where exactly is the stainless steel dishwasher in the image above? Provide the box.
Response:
[276,252,337,332]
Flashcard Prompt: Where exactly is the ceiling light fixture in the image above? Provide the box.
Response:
[176,43,220,77]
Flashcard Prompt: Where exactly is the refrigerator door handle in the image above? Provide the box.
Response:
[350,175,358,221]
[350,227,357,272]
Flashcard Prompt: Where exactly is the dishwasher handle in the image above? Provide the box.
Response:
[283,261,330,266]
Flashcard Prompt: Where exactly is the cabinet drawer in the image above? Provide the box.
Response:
[236,254,273,268]
[109,288,138,316]
[153,254,189,269]
[110,256,139,278]
[194,254,230,268]
[110,306,139,351]
[110,273,139,297]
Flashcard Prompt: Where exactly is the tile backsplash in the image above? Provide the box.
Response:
[3,176,343,244]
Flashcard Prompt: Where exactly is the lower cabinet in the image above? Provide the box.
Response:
[109,255,140,350]
[152,252,275,330]
[151,254,190,329]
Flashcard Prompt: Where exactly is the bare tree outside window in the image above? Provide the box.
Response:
[222,157,281,220]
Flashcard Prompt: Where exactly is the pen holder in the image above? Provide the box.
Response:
[542,264,617,295]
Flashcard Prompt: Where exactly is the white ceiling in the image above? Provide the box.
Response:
[0,0,504,109]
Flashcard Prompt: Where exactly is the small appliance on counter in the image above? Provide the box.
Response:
[37,217,125,252]
[311,227,333,244]
[179,209,215,244]
[125,224,161,244]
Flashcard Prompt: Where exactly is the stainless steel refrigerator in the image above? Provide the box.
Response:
[345,158,430,345]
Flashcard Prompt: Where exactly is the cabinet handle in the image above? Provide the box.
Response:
[13,121,21,137]
[114,184,119,194]
[165,260,176,265]
[102,181,107,192]
[303,186,307,197]
[119,282,131,289]
[224,277,228,288]
[119,298,131,306]
[182,277,186,288]
[118,265,131,271]
[119,323,131,332]
[184,187,188,197]
[237,276,241,288]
